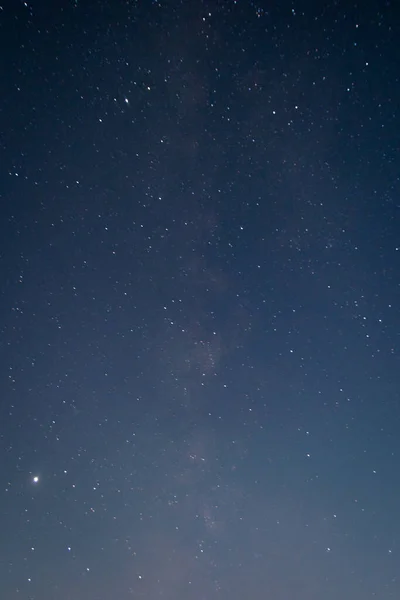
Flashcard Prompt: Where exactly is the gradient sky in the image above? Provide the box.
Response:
[1,1,400,599]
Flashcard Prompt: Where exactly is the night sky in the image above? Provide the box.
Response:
[1,0,400,598]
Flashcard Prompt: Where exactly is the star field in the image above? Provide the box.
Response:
[1,1,400,599]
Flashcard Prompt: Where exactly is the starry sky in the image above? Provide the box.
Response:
[1,0,400,598]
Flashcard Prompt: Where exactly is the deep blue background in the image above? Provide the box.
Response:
[1,1,399,598]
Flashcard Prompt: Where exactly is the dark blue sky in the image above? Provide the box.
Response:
[1,1,400,598]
